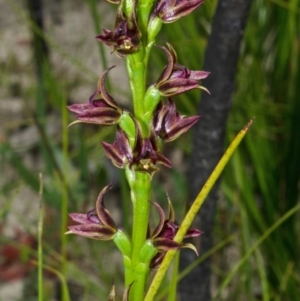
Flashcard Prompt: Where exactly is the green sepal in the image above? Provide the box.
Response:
[139,239,158,264]
[143,85,161,127]
[119,111,136,148]
[113,229,132,258]
[148,17,163,44]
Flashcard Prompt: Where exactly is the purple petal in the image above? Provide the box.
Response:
[167,197,175,222]
[151,202,166,239]
[150,252,165,269]
[156,45,175,84]
[102,142,127,168]
[155,152,172,168]
[159,221,178,239]
[102,128,133,168]
[189,70,210,80]
[96,184,116,230]
[165,115,200,142]
[87,209,102,223]
[67,224,116,240]
[157,78,200,97]
[69,213,91,224]
[97,66,119,108]
[162,0,204,23]
[185,228,203,238]
[153,237,181,252]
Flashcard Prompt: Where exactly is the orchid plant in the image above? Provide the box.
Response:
[66,0,252,300]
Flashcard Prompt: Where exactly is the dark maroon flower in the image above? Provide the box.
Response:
[152,0,204,23]
[66,185,117,240]
[102,122,171,173]
[102,127,133,169]
[133,127,172,175]
[149,199,202,269]
[155,43,210,97]
[153,98,199,142]
[68,66,122,126]
[96,2,140,57]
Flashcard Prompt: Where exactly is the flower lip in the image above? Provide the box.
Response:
[133,136,172,174]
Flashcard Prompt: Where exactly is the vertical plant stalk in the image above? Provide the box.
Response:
[123,2,156,299]
[125,168,151,300]
[126,54,146,122]
[88,0,109,79]
[38,173,44,301]
[61,92,69,291]
[144,119,253,301]
[126,0,155,133]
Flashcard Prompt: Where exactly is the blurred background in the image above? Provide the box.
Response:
[0,0,299,300]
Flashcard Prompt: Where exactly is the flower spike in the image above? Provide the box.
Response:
[155,43,210,97]
[68,66,122,126]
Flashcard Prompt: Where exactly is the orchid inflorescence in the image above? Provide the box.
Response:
[66,0,209,300]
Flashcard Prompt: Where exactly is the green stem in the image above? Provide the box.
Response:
[123,2,162,300]
[126,53,145,119]
[38,174,44,301]
[138,0,156,35]
[61,91,69,295]
[125,168,152,300]
[144,119,254,301]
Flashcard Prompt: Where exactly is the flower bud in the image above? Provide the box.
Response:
[148,16,163,43]
[113,229,132,258]
[119,111,136,148]
[143,85,161,126]
[139,239,158,264]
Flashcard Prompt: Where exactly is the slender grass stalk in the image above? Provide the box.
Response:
[167,252,179,301]
[61,89,69,298]
[88,0,109,76]
[212,202,300,300]
[121,171,130,233]
[255,248,270,301]
[145,119,253,301]
[33,261,71,301]
[38,173,44,301]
